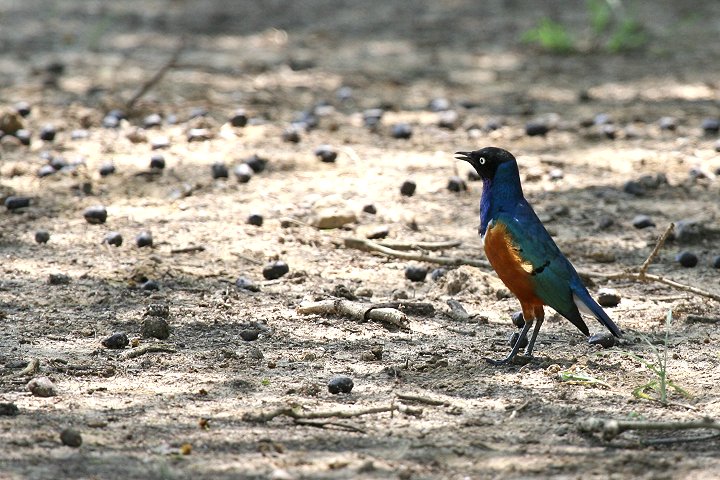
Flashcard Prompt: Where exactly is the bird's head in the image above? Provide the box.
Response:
[455,147,516,180]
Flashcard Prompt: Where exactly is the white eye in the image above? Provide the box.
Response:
[478,157,486,165]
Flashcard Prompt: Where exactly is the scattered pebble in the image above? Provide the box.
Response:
[447,176,467,192]
[391,123,413,139]
[437,110,459,130]
[511,311,525,328]
[15,129,31,145]
[428,97,451,111]
[240,329,260,341]
[712,256,720,269]
[83,205,107,224]
[312,209,356,229]
[14,101,31,117]
[48,273,70,285]
[142,317,170,340]
[235,276,260,292]
[594,113,612,125]
[623,180,645,196]
[430,267,447,281]
[596,288,621,307]
[0,402,19,416]
[601,124,617,139]
[400,180,416,197]
[60,428,82,448]
[99,163,116,177]
[247,213,264,226]
[189,107,208,119]
[211,162,229,179]
[150,136,170,149]
[230,109,248,127]
[548,168,564,180]
[5,196,31,211]
[234,163,253,183]
[588,332,617,348]
[658,116,677,131]
[714,139,720,153]
[102,332,129,349]
[103,231,123,247]
[35,230,50,244]
[509,331,529,349]
[143,113,162,128]
[244,154,268,173]
[405,265,428,282]
[701,118,720,135]
[37,164,56,177]
[263,261,289,280]
[676,251,698,268]
[39,125,56,141]
[362,108,383,128]
[314,145,338,163]
[282,127,301,143]
[362,204,377,214]
[597,216,614,230]
[27,377,57,397]
[328,376,354,394]
[525,120,549,136]
[141,280,160,291]
[365,225,389,240]
[187,128,212,142]
[632,215,655,229]
[136,231,153,248]
[145,304,170,318]
[674,220,705,244]
[150,154,165,170]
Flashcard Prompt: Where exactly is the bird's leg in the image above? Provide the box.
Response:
[524,306,545,357]
[485,305,535,366]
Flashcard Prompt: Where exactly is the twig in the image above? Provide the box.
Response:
[121,344,177,360]
[375,239,463,251]
[243,402,423,423]
[363,302,435,317]
[125,37,186,111]
[13,358,39,377]
[446,299,470,321]
[170,245,205,254]
[343,237,491,269]
[294,418,367,433]
[395,393,448,406]
[230,252,263,265]
[638,223,674,278]
[587,271,720,302]
[297,299,409,330]
[578,416,720,442]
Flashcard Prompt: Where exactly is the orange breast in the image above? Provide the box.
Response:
[484,221,543,306]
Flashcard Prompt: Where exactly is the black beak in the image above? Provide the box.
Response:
[454,151,472,162]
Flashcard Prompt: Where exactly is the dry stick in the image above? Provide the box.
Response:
[294,418,367,433]
[376,239,463,251]
[170,245,206,254]
[244,402,423,423]
[125,37,186,111]
[638,222,675,278]
[297,299,409,330]
[13,358,40,377]
[578,416,720,443]
[121,344,177,360]
[395,393,448,406]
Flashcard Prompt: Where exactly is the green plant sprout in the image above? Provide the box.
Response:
[521,18,575,53]
[558,367,611,388]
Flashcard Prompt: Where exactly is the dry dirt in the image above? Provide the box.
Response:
[1,1,720,479]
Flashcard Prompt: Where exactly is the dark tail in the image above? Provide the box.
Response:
[572,286,622,337]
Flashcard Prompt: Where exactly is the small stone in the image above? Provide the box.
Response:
[428,97,451,112]
[189,107,208,119]
[430,267,447,281]
[0,402,19,416]
[390,123,413,139]
[701,118,720,135]
[509,331,529,349]
[674,220,705,244]
[525,120,549,136]
[229,109,248,127]
[235,276,260,292]
[143,113,162,129]
[548,168,564,180]
[140,280,160,291]
[15,129,31,145]
[602,124,617,139]
[244,154,268,173]
[149,154,165,170]
[37,164,56,177]
[355,287,373,297]
[632,215,655,229]
[211,162,229,179]
[39,125,56,141]
[263,261,289,280]
[597,288,621,307]
[676,251,698,268]
[658,116,677,131]
[83,205,107,224]
[151,136,170,149]
[240,329,260,341]
[14,101,31,117]
[588,332,617,348]
[597,217,614,230]
[102,332,129,349]
[136,231,153,248]
[5,196,30,211]
[282,127,301,143]
[102,114,119,128]
[60,428,82,448]
[35,230,50,244]
[511,311,525,328]
[247,213,264,226]
[712,256,720,269]
[437,110,459,130]
[447,176,467,192]
[314,145,337,163]
[312,209,356,229]
[234,163,253,183]
[103,231,123,247]
[623,180,645,196]
[400,180,416,197]
[48,273,70,285]
[405,265,428,282]
[362,204,377,214]
[99,163,116,177]
[714,139,720,153]
[187,128,212,142]
[141,317,170,340]
[145,304,170,318]
[328,376,354,394]
[366,226,389,240]
[27,377,57,397]
[362,108,383,128]
[594,113,612,125]
[485,118,503,131]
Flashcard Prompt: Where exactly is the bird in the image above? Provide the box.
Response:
[455,147,621,365]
